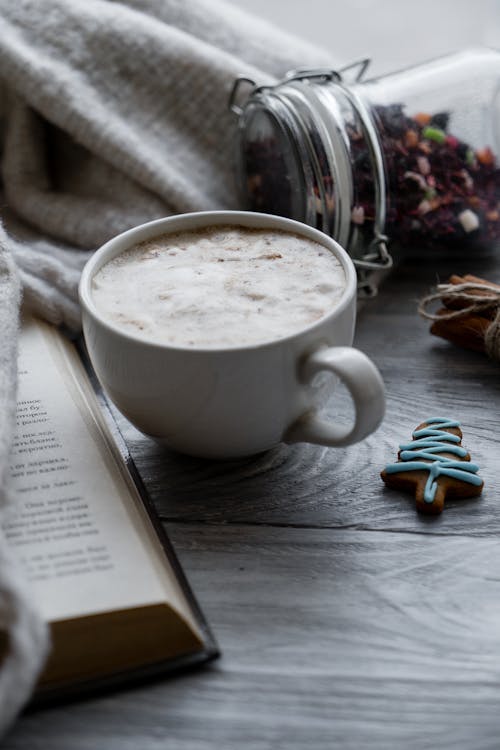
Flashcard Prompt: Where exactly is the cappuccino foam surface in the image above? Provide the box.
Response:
[91,226,346,348]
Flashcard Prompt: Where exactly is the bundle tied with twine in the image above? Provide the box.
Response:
[418,274,500,361]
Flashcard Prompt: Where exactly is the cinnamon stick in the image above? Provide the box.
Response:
[442,274,500,318]
[430,309,490,353]
[423,273,500,355]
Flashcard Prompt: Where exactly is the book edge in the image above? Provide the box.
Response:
[74,335,219,660]
[23,325,219,705]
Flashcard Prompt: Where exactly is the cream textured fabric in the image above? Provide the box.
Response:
[0,232,50,737]
[0,0,334,734]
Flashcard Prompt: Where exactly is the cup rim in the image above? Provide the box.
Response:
[78,210,358,353]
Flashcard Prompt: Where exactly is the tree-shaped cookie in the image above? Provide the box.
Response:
[381,417,483,515]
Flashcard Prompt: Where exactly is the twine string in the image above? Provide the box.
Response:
[484,306,500,360]
[418,281,500,361]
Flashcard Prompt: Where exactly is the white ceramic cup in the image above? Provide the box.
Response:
[79,211,385,458]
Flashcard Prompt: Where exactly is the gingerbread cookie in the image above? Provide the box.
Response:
[381,417,483,515]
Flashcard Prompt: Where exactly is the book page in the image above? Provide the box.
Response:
[3,317,201,637]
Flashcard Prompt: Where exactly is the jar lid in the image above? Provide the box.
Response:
[234,84,339,233]
[235,96,310,224]
[230,66,393,295]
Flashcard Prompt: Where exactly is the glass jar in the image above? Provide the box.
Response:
[229,49,500,293]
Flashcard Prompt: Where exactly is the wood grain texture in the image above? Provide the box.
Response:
[108,249,500,535]
[4,247,500,749]
[5,525,500,749]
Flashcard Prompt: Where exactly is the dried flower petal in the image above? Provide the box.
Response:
[458,209,480,233]
[417,156,431,175]
[351,205,365,225]
[414,112,432,127]
[476,147,495,166]
[403,171,427,190]
[404,129,419,148]
[422,126,446,144]
[418,199,433,215]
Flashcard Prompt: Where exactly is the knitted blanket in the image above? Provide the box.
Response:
[0,0,334,734]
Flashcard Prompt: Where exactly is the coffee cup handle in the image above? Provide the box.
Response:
[285,346,385,447]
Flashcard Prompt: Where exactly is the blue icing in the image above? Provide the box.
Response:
[384,417,482,503]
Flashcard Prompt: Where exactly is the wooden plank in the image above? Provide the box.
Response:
[112,250,500,533]
[119,422,499,533]
[5,524,500,749]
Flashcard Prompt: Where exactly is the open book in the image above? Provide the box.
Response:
[3,317,218,702]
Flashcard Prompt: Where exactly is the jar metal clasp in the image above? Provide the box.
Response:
[228,59,370,116]
[284,58,371,85]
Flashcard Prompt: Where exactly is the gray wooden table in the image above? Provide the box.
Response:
[4,3,500,748]
[4,245,500,749]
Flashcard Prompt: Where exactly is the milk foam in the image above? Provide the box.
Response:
[91,226,346,348]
